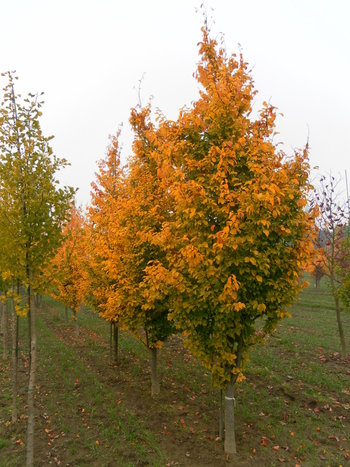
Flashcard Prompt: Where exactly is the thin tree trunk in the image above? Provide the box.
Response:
[16,282,20,370]
[16,315,19,365]
[109,322,112,365]
[11,290,17,422]
[26,270,37,467]
[224,375,237,454]
[113,325,118,363]
[27,286,32,374]
[2,299,8,360]
[74,309,79,337]
[151,347,160,395]
[65,305,68,325]
[224,337,243,455]
[335,296,347,358]
[0,299,3,335]
[219,389,223,441]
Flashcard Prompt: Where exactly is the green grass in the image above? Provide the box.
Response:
[1,279,350,465]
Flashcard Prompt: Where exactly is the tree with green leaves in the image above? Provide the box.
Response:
[0,71,75,467]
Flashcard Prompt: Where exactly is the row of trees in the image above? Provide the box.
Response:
[1,17,349,463]
[45,20,320,455]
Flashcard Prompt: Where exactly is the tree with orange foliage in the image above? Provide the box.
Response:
[49,204,88,337]
[142,17,317,453]
[86,131,126,363]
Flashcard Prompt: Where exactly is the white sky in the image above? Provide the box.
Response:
[1,0,350,206]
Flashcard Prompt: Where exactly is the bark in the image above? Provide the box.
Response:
[26,271,37,467]
[224,336,243,455]
[0,300,3,335]
[2,299,8,360]
[219,389,223,441]
[109,322,112,365]
[335,296,347,358]
[224,375,236,454]
[65,305,68,325]
[11,292,17,422]
[151,347,160,395]
[74,309,79,337]
[27,286,32,374]
[113,325,119,363]
[16,282,20,369]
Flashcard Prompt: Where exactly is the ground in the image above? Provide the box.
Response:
[0,279,350,466]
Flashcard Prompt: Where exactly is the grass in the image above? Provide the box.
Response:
[0,276,349,466]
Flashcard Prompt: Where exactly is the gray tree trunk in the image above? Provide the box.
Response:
[74,309,79,337]
[109,322,112,365]
[65,305,68,324]
[113,325,118,363]
[2,299,8,360]
[335,296,346,358]
[219,389,223,441]
[26,271,37,467]
[11,292,18,422]
[151,348,160,395]
[224,375,237,454]
[27,286,32,374]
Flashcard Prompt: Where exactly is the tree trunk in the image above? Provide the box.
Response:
[65,305,68,325]
[74,309,79,337]
[335,296,347,358]
[2,299,8,360]
[0,300,3,335]
[109,322,112,365]
[219,389,223,441]
[26,271,37,467]
[113,325,118,363]
[151,347,160,395]
[224,375,237,454]
[27,286,32,374]
[11,292,17,422]
[16,283,20,369]
[224,337,243,454]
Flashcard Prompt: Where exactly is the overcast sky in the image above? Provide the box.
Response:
[1,1,349,206]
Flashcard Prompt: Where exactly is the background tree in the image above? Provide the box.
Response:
[87,132,126,363]
[314,174,349,357]
[49,204,88,337]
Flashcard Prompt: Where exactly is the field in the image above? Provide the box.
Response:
[1,279,350,467]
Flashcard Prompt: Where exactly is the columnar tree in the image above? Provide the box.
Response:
[117,106,176,395]
[87,132,127,363]
[49,204,88,337]
[143,21,316,453]
[0,72,74,466]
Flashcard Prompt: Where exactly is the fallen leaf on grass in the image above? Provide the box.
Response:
[278,459,285,463]
[273,446,280,450]
[319,455,326,460]
[261,437,268,446]
[328,435,340,442]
